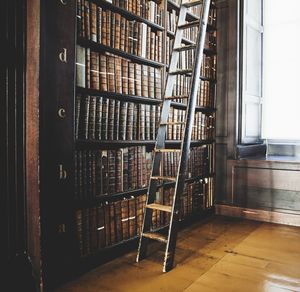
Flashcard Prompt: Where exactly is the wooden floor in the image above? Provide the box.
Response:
[55,216,300,292]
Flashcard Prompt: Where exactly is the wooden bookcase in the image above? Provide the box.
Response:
[37,0,217,289]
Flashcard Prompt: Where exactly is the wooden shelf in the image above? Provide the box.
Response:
[75,139,216,149]
[76,87,216,113]
[74,172,215,208]
[77,37,165,68]
[93,0,164,31]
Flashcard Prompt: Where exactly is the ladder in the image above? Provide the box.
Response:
[136,0,212,272]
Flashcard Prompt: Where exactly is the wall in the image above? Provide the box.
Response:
[215,0,300,224]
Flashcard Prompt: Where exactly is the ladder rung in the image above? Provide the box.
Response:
[174,44,196,52]
[182,1,203,8]
[151,176,177,182]
[161,122,185,125]
[169,69,192,75]
[143,232,168,243]
[165,95,189,100]
[178,20,200,30]
[154,149,181,153]
[146,203,172,213]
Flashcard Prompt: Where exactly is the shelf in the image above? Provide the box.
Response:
[77,37,165,68]
[76,87,216,112]
[93,0,164,31]
[76,139,215,149]
[74,172,215,208]
[76,86,163,105]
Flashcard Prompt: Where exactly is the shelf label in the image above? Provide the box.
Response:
[59,48,67,63]
[58,108,66,118]
[59,164,67,180]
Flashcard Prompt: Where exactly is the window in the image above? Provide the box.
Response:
[262,0,300,141]
[239,0,263,144]
[240,0,300,145]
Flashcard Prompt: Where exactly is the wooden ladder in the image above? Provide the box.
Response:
[136,0,211,272]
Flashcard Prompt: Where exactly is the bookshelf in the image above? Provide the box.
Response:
[38,0,217,288]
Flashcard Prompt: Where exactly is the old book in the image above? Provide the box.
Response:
[132,103,138,140]
[76,209,84,256]
[115,57,122,94]
[101,97,108,140]
[121,199,129,240]
[121,58,129,95]
[145,104,150,140]
[114,100,120,140]
[140,23,147,58]
[90,2,97,42]
[84,0,90,40]
[88,95,96,140]
[95,97,102,140]
[75,94,81,140]
[120,16,126,51]
[90,51,99,90]
[114,200,123,242]
[128,197,136,238]
[95,150,102,196]
[148,66,155,98]
[128,147,135,189]
[134,63,142,96]
[86,48,91,88]
[115,149,123,193]
[76,45,86,88]
[128,62,135,95]
[81,95,90,140]
[122,148,129,190]
[101,9,107,45]
[97,6,102,43]
[107,98,115,140]
[103,202,111,246]
[109,203,116,244]
[99,54,108,91]
[138,104,145,140]
[141,65,148,97]
[96,205,106,248]
[126,102,134,140]
[77,0,83,38]
[119,101,128,140]
[154,68,162,99]
[107,55,115,92]
[106,10,111,47]
[108,150,116,194]
[115,13,121,50]
[101,150,109,195]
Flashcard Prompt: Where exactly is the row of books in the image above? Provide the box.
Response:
[168,51,216,80]
[166,108,215,141]
[77,3,163,62]
[75,146,152,199]
[75,95,161,141]
[75,195,146,257]
[109,0,163,25]
[162,145,213,178]
[75,178,214,257]
[76,47,163,98]
[74,145,214,200]
[172,77,216,108]
[75,94,215,142]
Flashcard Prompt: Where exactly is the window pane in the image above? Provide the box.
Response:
[262,0,300,140]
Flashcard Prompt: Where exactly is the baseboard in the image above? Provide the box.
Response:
[215,204,300,227]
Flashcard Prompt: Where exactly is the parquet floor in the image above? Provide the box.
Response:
[55,216,300,292]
